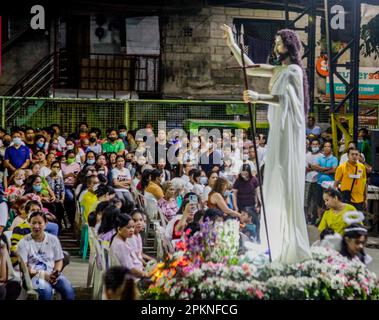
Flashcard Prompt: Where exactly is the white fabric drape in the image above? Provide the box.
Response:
[259,64,312,264]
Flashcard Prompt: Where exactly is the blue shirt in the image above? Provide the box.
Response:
[306,126,321,136]
[4,145,30,169]
[317,154,338,184]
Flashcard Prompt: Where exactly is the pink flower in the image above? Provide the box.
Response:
[241,263,249,271]
[256,289,264,299]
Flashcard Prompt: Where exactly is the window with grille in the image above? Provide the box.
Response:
[233,18,286,64]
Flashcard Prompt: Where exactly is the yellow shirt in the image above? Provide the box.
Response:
[318,204,357,235]
[145,181,164,201]
[81,191,98,222]
[335,161,366,204]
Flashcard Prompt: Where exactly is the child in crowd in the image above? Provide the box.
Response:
[88,201,109,235]
[240,207,257,241]
[130,210,154,265]
[5,169,25,203]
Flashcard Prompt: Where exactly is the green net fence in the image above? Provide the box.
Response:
[2,97,379,137]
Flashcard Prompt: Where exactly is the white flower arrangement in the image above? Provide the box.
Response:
[143,224,379,300]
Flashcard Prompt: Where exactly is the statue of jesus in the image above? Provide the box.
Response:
[222,24,312,263]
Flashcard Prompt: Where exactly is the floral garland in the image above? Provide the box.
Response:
[142,221,379,300]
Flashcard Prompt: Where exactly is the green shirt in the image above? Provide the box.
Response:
[41,176,50,196]
[102,140,125,154]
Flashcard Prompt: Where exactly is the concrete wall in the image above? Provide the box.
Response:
[161,6,316,100]
[0,17,49,95]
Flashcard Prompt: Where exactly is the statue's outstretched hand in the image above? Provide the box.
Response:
[243,90,259,103]
[221,24,234,46]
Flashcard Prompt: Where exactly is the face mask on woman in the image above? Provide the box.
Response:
[13,138,22,146]
[15,178,24,186]
[33,185,42,193]
[36,141,45,148]
[241,173,249,181]
[311,147,319,153]
[66,145,74,150]
[66,158,75,165]
[87,159,95,165]
[199,176,208,185]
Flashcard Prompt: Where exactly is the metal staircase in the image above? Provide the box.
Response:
[4,52,55,127]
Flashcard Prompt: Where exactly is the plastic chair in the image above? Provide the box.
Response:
[144,192,159,221]
[155,223,174,260]
[4,248,21,282]
[131,186,144,210]
[18,256,38,300]
[79,205,89,260]
[86,227,97,288]
[3,231,12,249]
[92,238,107,300]
[143,192,160,250]
[101,243,111,270]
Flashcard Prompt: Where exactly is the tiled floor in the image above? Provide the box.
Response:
[64,256,89,288]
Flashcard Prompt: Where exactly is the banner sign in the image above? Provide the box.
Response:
[326,67,379,99]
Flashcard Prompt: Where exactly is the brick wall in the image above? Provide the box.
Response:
[161,6,315,100]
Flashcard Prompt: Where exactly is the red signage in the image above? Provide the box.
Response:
[316,55,328,77]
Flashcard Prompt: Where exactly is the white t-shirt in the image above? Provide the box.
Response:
[0,202,8,227]
[57,136,67,151]
[40,166,51,178]
[231,149,241,161]
[306,152,323,183]
[202,185,212,202]
[183,151,200,167]
[193,183,205,196]
[112,167,131,192]
[257,146,268,164]
[219,170,236,185]
[239,160,257,175]
[340,152,365,164]
[0,169,8,185]
[77,149,85,164]
[17,233,64,274]
[179,175,193,194]
[87,144,102,155]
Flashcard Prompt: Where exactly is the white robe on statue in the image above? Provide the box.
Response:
[259,64,312,264]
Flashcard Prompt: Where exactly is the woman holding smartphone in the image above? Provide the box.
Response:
[170,193,200,241]
[17,211,75,300]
